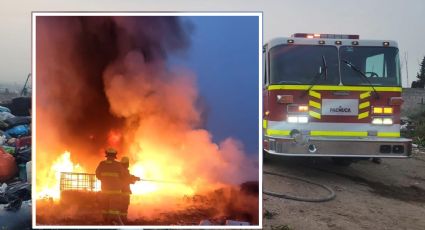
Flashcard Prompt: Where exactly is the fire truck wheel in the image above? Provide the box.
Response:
[331,158,353,167]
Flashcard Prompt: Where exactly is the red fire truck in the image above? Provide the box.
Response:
[263,33,412,165]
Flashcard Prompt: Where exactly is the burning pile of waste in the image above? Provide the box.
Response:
[35,16,258,225]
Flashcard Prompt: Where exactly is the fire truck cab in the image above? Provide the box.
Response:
[263,33,412,162]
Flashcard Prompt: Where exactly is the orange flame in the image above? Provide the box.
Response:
[37,151,85,199]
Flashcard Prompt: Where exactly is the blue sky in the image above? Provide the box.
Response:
[169,16,259,155]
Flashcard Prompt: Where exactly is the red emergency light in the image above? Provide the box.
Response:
[292,33,360,39]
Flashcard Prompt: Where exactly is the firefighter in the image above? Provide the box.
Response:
[119,156,140,223]
[95,148,125,225]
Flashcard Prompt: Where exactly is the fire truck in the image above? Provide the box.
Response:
[263,33,412,165]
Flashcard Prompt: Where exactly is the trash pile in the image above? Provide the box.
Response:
[0,100,32,225]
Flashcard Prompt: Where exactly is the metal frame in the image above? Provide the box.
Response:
[60,172,100,192]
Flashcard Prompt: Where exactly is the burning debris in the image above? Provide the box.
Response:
[36,16,258,225]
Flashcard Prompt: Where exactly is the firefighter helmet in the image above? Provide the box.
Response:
[105,148,117,158]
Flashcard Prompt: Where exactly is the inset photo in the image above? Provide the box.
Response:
[33,13,261,228]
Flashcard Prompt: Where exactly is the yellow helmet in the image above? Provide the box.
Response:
[105,148,117,158]
[121,156,129,164]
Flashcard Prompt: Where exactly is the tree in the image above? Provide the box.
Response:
[418,56,425,82]
[412,56,425,88]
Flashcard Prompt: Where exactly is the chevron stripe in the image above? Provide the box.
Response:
[309,90,321,99]
[359,101,370,109]
[358,111,369,119]
[309,110,321,119]
[309,100,321,109]
[360,91,371,99]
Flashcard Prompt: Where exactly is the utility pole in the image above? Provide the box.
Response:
[404,52,409,87]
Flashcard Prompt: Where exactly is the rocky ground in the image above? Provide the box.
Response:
[263,149,425,230]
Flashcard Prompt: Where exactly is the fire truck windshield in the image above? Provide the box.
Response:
[269,45,340,85]
[269,44,401,87]
[340,46,401,86]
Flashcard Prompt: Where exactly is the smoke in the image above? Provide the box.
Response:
[36,16,258,223]
[36,16,192,155]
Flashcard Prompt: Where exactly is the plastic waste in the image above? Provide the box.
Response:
[16,136,31,149]
[0,120,9,130]
[0,106,11,113]
[0,147,18,182]
[18,164,26,182]
[26,161,31,183]
[2,145,16,155]
[7,137,16,145]
[0,183,7,193]
[4,116,31,127]
[0,112,15,121]
[10,97,31,116]
[5,125,29,138]
[15,148,31,164]
[0,135,6,145]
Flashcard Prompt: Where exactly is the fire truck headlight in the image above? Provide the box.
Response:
[372,117,393,125]
[287,116,298,123]
[287,116,308,123]
[372,118,383,125]
[298,116,309,123]
[383,118,393,125]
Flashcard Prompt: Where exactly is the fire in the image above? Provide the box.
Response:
[37,151,85,199]
[36,148,197,201]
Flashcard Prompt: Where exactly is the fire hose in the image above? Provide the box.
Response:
[139,178,183,184]
[263,170,336,202]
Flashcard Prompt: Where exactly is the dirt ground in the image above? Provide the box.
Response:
[36,183,259,226]
[263,148,425,230]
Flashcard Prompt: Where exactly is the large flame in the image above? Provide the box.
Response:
[37,151,85,199]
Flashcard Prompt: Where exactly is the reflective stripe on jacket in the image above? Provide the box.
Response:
[95,159,125,192]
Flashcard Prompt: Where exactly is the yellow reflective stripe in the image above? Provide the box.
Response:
[309,90,321,99]
[266,130,400,137]
[359,101,370,109]
[360,91,371,99]
[263,119,268,129]
[101,172,119,177]
[103,190,121,194]
[108,210,121,215]
[377,132,400,137]
[120,212,128,216]
[266,129,290,136]
[309,110,321,119]
[268,85,402,92]
[358,111,369,119]
[309,100,321,109]
[102,210,122,215]
[311,131,368,137]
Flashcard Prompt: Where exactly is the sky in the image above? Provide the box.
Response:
[169,16,259,154]
[0,0,424,87]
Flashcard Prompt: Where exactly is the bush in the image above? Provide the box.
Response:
[406,108,425,147]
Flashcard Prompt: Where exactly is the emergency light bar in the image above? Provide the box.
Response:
[292,33,360,39]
